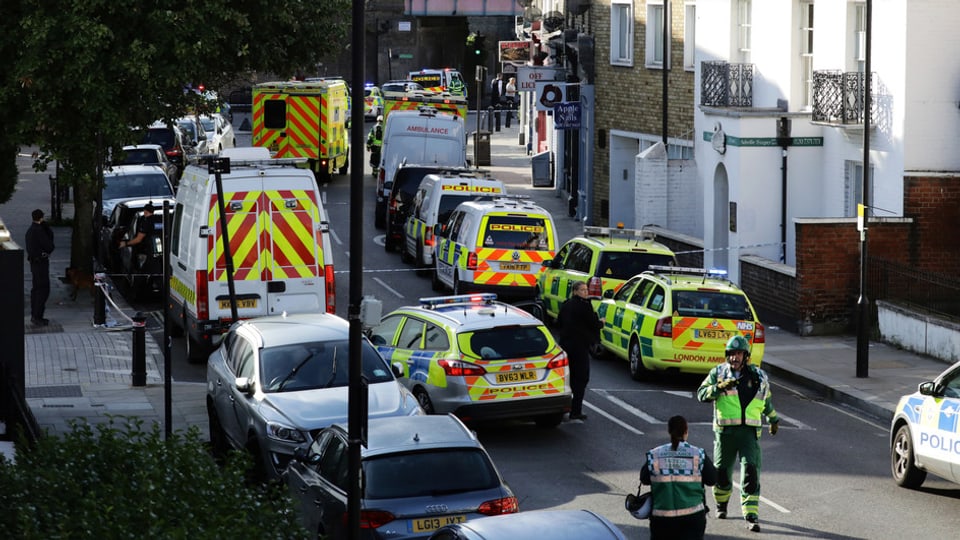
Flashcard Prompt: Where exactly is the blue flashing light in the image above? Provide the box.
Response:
[707,268,728,277]
[419,294,497,308]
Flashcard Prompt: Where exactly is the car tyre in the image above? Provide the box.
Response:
[207,403,228,459]
[536,286,554,325]
[165,304,184,337]
[534,412,563,428]
[891,424,927,488]
[245,437,268,484]
[414,387,435,414]
[374,200,386,229]
[186,334,208,364]
[629,337,650,381]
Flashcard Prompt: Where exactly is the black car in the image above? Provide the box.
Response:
[118,203,174,299]
[380,164,480,244]
[97,197,170,272]
[134,123,196,180]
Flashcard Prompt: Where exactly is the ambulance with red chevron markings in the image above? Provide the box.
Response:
[166,147,336,362]
[251,79,350,183]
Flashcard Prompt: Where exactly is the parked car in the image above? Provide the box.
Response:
[97,197,173,273]
[891,359,960,488]
[117,203,174,299]
[364,84,384,118]
[134,122,194,179]
[429,509,628,540]
[114,144,178,184]
[198,113,235,153]
[206,313,422,481]
[381,164,479,243]
[176,115,209,155]
[381,80,425,94]
[100,164,175,220]
[284,414,518,540]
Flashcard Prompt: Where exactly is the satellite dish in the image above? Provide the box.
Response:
[523,6,542,23]
[542,11,565,33]
[517,0,535,8]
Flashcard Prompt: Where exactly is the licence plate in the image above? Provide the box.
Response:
[495,370,537,384]
[499,262,530,271]
[696,329,734,340]
[412,515,467,532]
[219,298,257,310]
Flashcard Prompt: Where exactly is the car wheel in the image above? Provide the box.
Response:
[629,337,650,381]
[165,304,184,337]
[207,402,228,459]
[374,201,386,229]
[534,413,563,428]
[414,387,435,414]
[590,342,607,360]
[891,424,927,488]
[536,287,554,325]
[245,437,268,484]
[186,334,208,364]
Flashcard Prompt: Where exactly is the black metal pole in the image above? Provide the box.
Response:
[662,0,669,146]
[856,0,872,378]
[162,200,172,438]
[348,0,366,538]
[131,312,146,386]
[211,158,239,322]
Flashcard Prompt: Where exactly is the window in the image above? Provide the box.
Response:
[468,326,551,359]
[597,252,676,281]
[319,435,349,491]
[610,1,634,66]
[647,285,666,312]
[398,318,425,349]
[737,0,752,63]
[800,1,814,109]
[683,3,696,71]
[263,100,286,130]
[844,160,874,217]
[231,337,255,379]
[363,449,499,499]
[615,277,641,302]
[369,315,402,347]
[646,0,670,69]
[630,280,655,306]
[565,243,593,274]
[423,324,450,351]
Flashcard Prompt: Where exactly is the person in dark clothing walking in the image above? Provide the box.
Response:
[490,73,505,107]
[25,208,55,326]
[556,280,602,420]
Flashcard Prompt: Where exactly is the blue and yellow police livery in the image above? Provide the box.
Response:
[367,294,571,427]
[891,361,960,488]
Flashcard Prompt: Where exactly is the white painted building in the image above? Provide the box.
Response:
[694,0,960,283]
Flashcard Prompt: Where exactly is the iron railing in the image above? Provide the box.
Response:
[868,256,960,321]
[812,70,875,124]
[701,61,754,107]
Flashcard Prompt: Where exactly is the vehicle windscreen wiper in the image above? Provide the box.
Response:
[275,352,315,392]
[320,347,338,388]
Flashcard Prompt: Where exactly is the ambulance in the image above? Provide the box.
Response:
[166,147,336,361]
[381,89,468,124]
[251,79,350,183]
[433,197,558,300]
[402,172,506,272]
[408,68,467,97]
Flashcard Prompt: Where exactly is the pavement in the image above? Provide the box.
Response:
[1,119,953,461]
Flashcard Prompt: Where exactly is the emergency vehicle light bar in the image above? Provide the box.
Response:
[231,158,308,168]
[583,225,656,241]
[648,265,728,278]
[419,294,497,308]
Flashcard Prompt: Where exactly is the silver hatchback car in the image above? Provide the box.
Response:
[284,414,518,540]
[206,312,422,481]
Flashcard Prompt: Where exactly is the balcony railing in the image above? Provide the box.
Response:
[701,61,754,107]
[812,70,875,124]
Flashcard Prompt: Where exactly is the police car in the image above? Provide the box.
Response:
[367,294,572,427]
[596,266,765,380]
[538,225,676,321]
[363,83,383,118]
[891,360,960,488]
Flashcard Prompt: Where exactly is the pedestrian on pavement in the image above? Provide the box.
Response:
[25,208,55,326]
[556,280,602,420]
[696,335,780,533]
[119,202,161,251]
[490,73,504,107]
[367,115,384,174]
[504,77,517,126]
[640,415,717,540]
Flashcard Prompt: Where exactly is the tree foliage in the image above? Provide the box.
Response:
[0,0,351,271]
[0,419,310,539]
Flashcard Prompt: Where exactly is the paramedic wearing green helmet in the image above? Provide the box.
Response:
[696,334,780,533]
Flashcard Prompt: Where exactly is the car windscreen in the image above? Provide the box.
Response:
[393,169,438,205]
[259,339,394,393]
[480,215,550,250]
[102,173,173,201]
[118,149,159,166]
[437,194,492,226]
[363,449,499,499]
[672,290,754,321]
[199,117,215,131]
[467,325,551,360]
[597,252,676,281]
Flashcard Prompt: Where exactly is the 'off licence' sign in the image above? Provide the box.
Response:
[516,66,564,93]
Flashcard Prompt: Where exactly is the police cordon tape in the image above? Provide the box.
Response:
[673,241,784,255]
[94,274,136,325]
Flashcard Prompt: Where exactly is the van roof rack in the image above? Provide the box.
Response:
[584,225,656,242]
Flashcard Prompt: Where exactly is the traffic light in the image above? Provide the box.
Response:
[467,32,487,63]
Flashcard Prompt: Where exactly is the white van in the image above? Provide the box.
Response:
[375,108,466,229]
[167,147,336,361]
[402,172,506,270]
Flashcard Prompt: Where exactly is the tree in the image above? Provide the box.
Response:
[0,0,351,272]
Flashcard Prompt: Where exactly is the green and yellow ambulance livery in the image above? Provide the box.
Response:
[368,294,572,427]
[596,266,766,380]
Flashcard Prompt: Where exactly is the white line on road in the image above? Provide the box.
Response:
[583,401,644,435]
[595,389,660,424]
[329,228,343,246]
[731,481,792,514]
[373,277,404,298]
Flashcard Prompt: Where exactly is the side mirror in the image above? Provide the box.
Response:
[542,259,553,268]
[291,445,308,463]
[391,362,406,379]
[918,381,937,396]
[603,289,615,299]
[234,377,254,394]
[433,223,444,237]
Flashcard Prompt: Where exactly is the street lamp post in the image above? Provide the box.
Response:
[855,0,872,378]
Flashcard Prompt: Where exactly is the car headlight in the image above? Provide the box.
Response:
[265,421,307,443]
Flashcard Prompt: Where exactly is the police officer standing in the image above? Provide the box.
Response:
[366,115,383,174]
[25,208,55,326]
[556,280,602,420]
[697,335,779,533]
[119,202,161,251]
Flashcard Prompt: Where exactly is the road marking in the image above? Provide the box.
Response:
[373,234,386,247]
[373,277,404,298]
[595,389,660,423]
[329,228,343,246]
[731,481,792,514]
[583,401,643,435]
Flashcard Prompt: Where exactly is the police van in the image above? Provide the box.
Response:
[433,197,557,299]
[166,147,336,361]
[402,172,506,271]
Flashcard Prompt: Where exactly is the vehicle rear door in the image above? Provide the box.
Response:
[670,289,755,365]
[263,181,325,314]
[474,213,554,289]
[210,180,265,319]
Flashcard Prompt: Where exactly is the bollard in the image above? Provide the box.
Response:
[494,106,501,132]
[93,272,106,325]
[486,107,494,132]
[132,313,146,387]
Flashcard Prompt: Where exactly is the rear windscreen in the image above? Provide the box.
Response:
[597,252,676,280]
[363,449,498,499]
[672,290,754,321]
[139,129,175,150]
[468,325,551,359]
[118,149,158,165]
[481,215,550,250]
[437,194,491,225]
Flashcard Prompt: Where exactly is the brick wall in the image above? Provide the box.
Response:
[741,257,798,333]
[904,175,960,273]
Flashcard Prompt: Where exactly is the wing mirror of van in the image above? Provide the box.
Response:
[542,259,553,268]
[391,362,406,379]
[433,223,446,237]
[602,289,615,299]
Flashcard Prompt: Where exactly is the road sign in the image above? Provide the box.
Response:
[554,102,581,129]
[516,66,563,93]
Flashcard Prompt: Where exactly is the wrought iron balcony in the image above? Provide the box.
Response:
[812,70,875,124]
[701,61,754,107]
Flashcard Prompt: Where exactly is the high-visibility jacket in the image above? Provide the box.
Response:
[367,123,383,147]
[646,442,707,517]
[697,363,779,431]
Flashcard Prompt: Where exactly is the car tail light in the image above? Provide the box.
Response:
[466,252,478,271]
[425,226,434,247]
[166,149,182,159]
[753,323,765,344]
[654,316,672,338]
[438,359,485,376]
[546,351,569,370]
[388,196,399,215]
[196,270,208,320]
[587,276,603,297]
[324,264,336,313]
[377,167,385,189]
[478,496,519,516]
[344,510,395,529]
